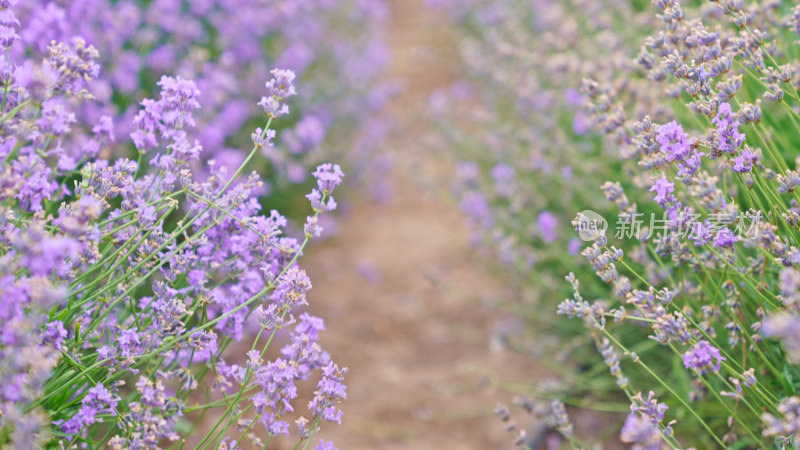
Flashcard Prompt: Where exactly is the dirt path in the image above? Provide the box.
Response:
[303,2,551,448]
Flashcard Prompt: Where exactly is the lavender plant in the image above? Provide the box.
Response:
[430,0,800,447]
[0,1,350,447]
[13,0,393,197]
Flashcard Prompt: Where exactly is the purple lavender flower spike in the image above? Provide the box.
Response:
[537,211,558,243]
[307,163,345,213]
[713,227,736,249]
[683,339,725,373]
[712,103,745,154]
[657,121,690,162]
[649,177,675,208]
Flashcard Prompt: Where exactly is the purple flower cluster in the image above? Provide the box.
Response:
[41,320,67,350]
[620,391,673,449]
[657,121,690,162]
[649,177,675,208]
[307,163,345,213]
[731,147,756,174]
[762,396,800,444]
[309,362,348,426]
[712,103,745,155]
[656,120,706,181]
[55,384,119,436]
[131,75,202,152]
[537,211,558,243]
[217,310,343,439]
[682,339,725,373]
[619,413,664,449]
[110,377,181,447]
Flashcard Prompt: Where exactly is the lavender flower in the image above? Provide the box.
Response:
[537,211,558,243]
[259,69,297,119]
[45,37,99,97]
[763,313,800,363]
[683,340,725,373]
[56,384,119,435]
[794,6,800,37]
[657,121,691,162]
[265,68,298,99]
[490,162,516,197]
[620,413,665,449]
[762,396,800,444]
[549,400,574,437]
[731,147,756,173]
[315,439,337,450]
[649,177,675,208]
[41,321,67,350]
[309,362,348,426]
[0,1,19,49]
[597,336,628,388]
[307,163,344,213]
[712,103,745,154]
[713,227,737,249]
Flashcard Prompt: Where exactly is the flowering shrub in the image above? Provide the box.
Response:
[13,0,393,193]
[0,0,352,447]
[430,0,800,447]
